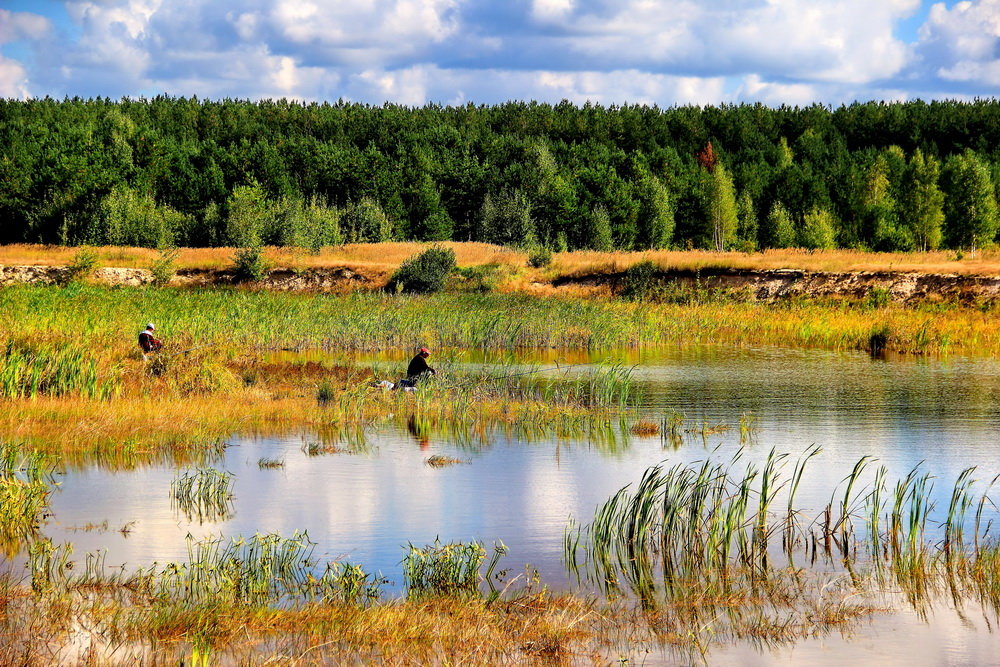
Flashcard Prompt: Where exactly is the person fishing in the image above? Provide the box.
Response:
[398,346,435,389]
[138,323,163,355]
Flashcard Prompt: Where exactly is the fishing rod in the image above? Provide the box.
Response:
[448,361,596,388]
[161,343,213,357]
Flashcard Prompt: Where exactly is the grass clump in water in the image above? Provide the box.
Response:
[170,467,234,523]
[403,539,507,599]
[0,445,55,555]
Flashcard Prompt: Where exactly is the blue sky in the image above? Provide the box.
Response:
[0,0,996,105]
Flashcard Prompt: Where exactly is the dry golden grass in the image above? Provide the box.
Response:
[5,244,1000,286]
[551,247,1000,277]
[0,242,524,275]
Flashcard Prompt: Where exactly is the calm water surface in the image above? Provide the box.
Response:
[28,346,1000,663]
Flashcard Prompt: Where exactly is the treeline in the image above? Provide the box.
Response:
[2,97,1000,252]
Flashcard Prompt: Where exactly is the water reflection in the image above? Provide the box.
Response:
[18,348,995,582]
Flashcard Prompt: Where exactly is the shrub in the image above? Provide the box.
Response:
[233,246,270,283]
[453,263,505,293]
[526,246,553,268]
[388,246,456,294]
[864,286,892,310]
[149,247,179,286]
[621,260,658,300]
[61,247,99,285]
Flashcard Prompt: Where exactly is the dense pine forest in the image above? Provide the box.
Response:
[2,97,999,253]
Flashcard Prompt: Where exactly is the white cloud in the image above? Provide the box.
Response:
[343,65,727,106]
[0,9,51,44]
[0,10,51,97]
[917,0,1000,89]
[532,0,575,22]
[9,0,999,106]
[0,55,31,98]
[546,0,918,84]
[265,0,460,65]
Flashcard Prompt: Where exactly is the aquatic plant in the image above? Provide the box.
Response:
[566,449,1000,607]
[145,532,386,606]
[402,539,507,599]
[170,467,234,523]
[0,445,56,555]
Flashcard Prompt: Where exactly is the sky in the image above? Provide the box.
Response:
[0,0,997,106]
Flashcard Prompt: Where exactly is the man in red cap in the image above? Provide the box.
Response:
[404,346,435,386]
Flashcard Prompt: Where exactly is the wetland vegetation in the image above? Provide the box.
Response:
[4,241,1000,663]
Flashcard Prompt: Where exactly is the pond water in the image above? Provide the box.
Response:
[19,345,1000,662]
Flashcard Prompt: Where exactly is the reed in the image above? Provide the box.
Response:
[567,451,1000,609]
[402,539,507,599]
[0,444,56,556]
[170,468,234,523]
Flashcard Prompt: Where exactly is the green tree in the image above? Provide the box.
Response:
[864,154,910,251]
[799,207,837,249]
[480,189,537,247]
[901,149,944,251]
[943,149,998,251]
[736,190,758,251]
[407,174,453,241]
[765,201,796,248]
[225,182,271,247]
[635,174,674,249]
[342,197,392,243]
[586,205,613,251]
[98,185,187,248]
[706,164,738,251]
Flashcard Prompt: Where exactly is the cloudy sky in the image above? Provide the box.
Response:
[0,0,998,106]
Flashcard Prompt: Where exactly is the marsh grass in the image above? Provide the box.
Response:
[170,468,234,523]
[0,341,120,399]
[3,284,990,359]
[0,445,55,555]
[402,539,508,600]
[566,449,1000,620]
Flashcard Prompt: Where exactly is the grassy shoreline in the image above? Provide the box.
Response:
[0,280,998,457]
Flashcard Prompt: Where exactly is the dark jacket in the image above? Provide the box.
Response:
[406,354,433,379]
[138,330,161,353]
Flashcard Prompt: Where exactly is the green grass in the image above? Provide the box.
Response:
[0,444,56,556]
[1,283,990,356]
[566,449,1000,608]
[170,467,234,523]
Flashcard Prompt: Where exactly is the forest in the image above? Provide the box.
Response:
[1,97,999,253]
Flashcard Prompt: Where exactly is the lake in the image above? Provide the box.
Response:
[22,345,1000,663]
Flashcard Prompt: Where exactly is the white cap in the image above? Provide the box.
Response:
[146,323,155,330]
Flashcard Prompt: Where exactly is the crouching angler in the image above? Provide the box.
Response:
[138,323,163,355]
